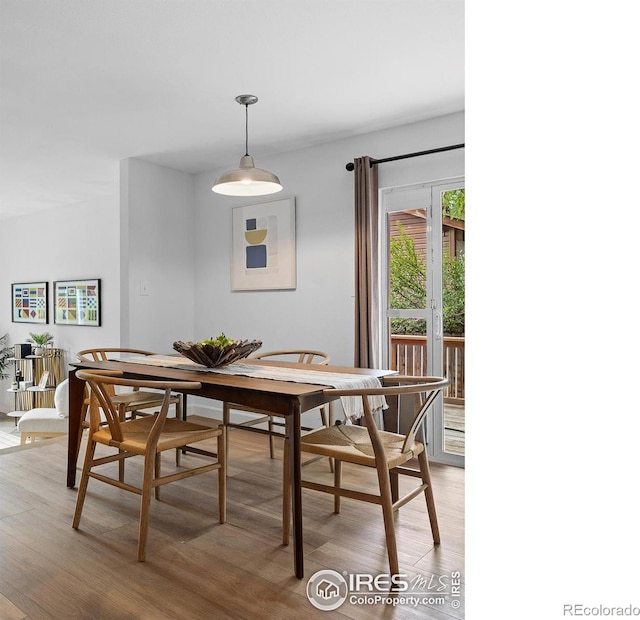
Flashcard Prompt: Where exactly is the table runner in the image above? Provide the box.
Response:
[119,355,386,420]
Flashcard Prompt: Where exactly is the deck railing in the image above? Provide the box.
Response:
[389,334,465,404]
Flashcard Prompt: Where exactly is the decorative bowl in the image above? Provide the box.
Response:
[173,339,262,368]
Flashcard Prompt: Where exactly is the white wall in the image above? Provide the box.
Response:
[0,196,120,411]
[120,158,195,354]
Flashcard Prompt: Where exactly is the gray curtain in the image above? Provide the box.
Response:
[354,156,381,369]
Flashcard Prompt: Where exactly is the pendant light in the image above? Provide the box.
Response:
[212,95,283,196]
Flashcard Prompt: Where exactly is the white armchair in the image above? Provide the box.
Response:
[17,379,69,444]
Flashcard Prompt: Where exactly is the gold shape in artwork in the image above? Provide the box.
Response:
[245,229,267,245]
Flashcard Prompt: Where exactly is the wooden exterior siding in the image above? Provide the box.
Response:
[388,209,464,258]
[388,210,427,257]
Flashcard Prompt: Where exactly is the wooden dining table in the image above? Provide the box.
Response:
[66,357,393,579]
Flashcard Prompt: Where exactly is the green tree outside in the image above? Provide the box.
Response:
[442,251,465,334]
[443,188,465,220]
[389,188,464,336]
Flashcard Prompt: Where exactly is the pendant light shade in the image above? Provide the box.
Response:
[212,155,282,196]
[212,95,282,196]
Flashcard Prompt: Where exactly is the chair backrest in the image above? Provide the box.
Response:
[76,348,157,362]
[76,369,201,443]
[76,348,159,397]
[54,378,69,416]
[250,349,330,365]
[324,376,449,458]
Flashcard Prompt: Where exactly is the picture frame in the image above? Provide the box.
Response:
[37,370,50,389]
[231,197,296,291]
[54,278,101,326]
[11,281,49,324]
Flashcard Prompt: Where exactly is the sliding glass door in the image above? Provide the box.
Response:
[381,178,465,466]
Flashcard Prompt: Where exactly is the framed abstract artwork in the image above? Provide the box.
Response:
[231,197,296,291]
[54,278,101,326]
[11,281,49,324]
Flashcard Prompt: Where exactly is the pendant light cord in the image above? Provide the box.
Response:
[244,104,249,156]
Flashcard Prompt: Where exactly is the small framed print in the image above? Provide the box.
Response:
[54,279,101,326]
[12,282,49,324]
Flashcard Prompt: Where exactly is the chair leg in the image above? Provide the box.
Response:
[154,453,161,500]
[222,402,231,459]
[320,405,327,427]
[118,404,126,482]
[72,439,97,529]
[118,449,126,482]
[376,464,400,577]
[77,400,89,456]
[77,426,86,456]
[175,395,183,467]
[138,453,155,562]
[334,459,342,513]
[217,432,227,523]
[418,450,440,544]
[321,404,335,473]
[268,416,275,459]
[390,470,399,503]
[282,424,291,545]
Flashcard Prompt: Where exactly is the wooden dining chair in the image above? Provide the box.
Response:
[222,349,332,459]
[76,348,183,422]
[282,375,449,577]
[72,369,226,562]
[77,348,186,477]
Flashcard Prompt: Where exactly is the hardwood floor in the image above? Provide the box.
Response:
[0,419,464,619]
[0,412,21,450]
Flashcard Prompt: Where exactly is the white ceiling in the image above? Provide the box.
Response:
[0,0,464,220]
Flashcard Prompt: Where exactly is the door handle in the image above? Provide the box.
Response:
[434,312,442,340]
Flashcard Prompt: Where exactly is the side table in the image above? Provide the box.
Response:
[6,410,24,426]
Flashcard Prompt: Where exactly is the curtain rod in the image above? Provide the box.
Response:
[345,143,465,171]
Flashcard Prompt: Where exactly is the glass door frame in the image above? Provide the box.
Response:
[427,178,464,467]
[380,177,464,467]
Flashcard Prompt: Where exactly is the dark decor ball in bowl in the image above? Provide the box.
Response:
[173,339,262,368]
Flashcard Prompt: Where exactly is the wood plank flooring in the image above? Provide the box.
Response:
[444,404,465,456]
[0,419,464,619]
[0,413,21,450]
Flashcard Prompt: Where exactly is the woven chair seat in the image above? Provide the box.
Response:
[93,416,221,454]
[301,424,424,469]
